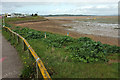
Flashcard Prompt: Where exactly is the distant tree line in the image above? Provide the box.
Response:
[41,14,96,17]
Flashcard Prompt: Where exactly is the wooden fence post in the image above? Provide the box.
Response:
[23,41,25,51]
[11,32,13,38]
[13,33,16,45]
[13,34,15,40]
[10,31,12,40]
[17,36,18,44]
[5,28,7,32]
[9,30,11,36]
[36,62,39,78]
[17,36,20,44]
[3,27,6,32]
[6,28,7,32]
[23,41,27,51]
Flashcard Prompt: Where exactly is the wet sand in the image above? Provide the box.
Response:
[11,16,120,46]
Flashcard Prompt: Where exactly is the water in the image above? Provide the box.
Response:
[63,21,119,38]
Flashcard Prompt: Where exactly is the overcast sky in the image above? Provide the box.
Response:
[1,0,120,15]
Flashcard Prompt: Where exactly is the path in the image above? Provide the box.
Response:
[1,33,22,78]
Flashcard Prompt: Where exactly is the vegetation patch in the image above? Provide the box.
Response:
[11,27,120,63]
[5,16,47,22]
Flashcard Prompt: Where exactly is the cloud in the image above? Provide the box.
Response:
[1,2,118,15]
[1,0,119,3]
[49,3,118,15]
[72,4,118,15]
[0,3,2,13]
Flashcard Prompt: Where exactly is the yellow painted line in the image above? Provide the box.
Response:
[4,26,52,80]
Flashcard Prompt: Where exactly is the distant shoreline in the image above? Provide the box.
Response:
[40,15,117,17]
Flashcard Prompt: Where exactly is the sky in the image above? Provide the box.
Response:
[1,0,120,15]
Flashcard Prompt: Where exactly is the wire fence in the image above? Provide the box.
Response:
[3,26,52,80]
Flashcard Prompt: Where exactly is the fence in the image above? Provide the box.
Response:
[3,26,52,80]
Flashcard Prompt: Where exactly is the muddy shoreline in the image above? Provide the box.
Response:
[12,16,119,46]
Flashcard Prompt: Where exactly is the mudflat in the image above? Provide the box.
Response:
[11,16,119,46]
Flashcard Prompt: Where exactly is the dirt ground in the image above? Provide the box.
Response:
[12,16,120,46]
[45,16,118,21]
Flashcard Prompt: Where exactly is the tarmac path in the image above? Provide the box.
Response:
[1,33,22,78]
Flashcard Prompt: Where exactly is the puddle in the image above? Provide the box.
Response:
[63,21,119,38]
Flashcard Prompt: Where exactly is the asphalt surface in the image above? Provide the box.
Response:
[2,34,22,78]
[0,33,2,79]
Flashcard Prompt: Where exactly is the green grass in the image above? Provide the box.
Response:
[27,38,119,78]
[2,27,119,78]
[12,27,120,63]
[5,16,47,23]
[76,17,118,24]
[107,53,119,60]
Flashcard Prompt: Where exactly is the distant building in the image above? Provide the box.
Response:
[5,13,29,18]
[7,14,11,18]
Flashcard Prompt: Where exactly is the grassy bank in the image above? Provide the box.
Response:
[28,39,119,78]
[2,25,120,78]
[5,16,47,22]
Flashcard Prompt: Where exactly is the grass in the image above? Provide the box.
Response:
[27,38,119,78]
[4,16,47,23]
[2,27,119,78]
[107,53,119,60]
[76,16,118,24]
